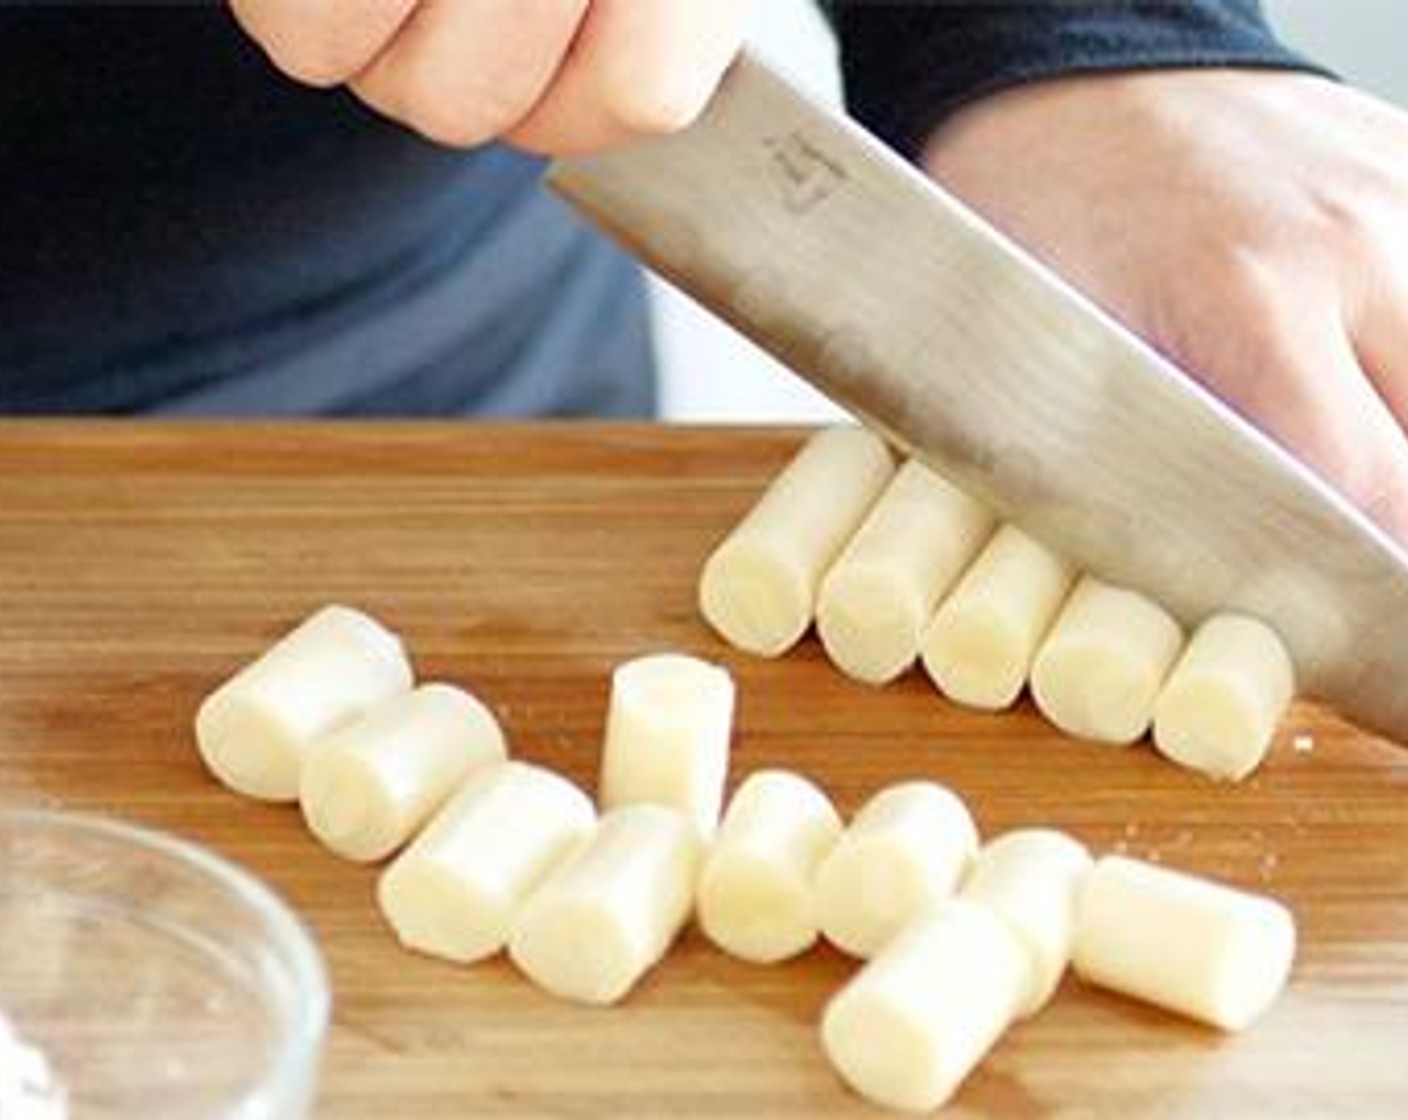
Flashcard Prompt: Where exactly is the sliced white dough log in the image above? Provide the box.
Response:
[699,426,895,657]
[598,653,735,839]
[697,769,843,964]
[815,781,979,959]
[920,526,1075,711]
[1073,855,1296,1031]
[817,460,996,685]
[196,605,413,802]
[821,899,1031,1114]
[1153,613,1295,781]
[1030,576,1185,746]
[377,762,595,964]
[300,683,508,863]
[509,805,701,1005]
[960,829,1093,1016]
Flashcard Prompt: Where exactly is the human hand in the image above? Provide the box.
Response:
[230,0,750,153]
[923,70,1408,544]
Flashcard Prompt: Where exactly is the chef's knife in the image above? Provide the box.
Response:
[549,53,1408,746]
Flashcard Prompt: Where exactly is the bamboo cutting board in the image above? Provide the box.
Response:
[0,423,1405,1119]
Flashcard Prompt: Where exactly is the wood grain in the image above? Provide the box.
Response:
[0,422,1404,1119]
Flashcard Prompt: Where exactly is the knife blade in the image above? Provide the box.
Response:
[548,52,1408,746]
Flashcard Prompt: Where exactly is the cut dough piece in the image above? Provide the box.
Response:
[1153,613,1295,781]
[821,899,1031,1114]
[509,805,701,1005]
[699,426,895,657]
[300,683,508,863]
[960,829,1092,1016]
[598,653,735,839]
[815,781,979,959]
[1073,855,1296,1031]
[920,526,1075,711]
[378,762,595,964]
[817,460,995,685]
[196,605,413,802]
[697,769,843,964]
[1031,576,1185,745]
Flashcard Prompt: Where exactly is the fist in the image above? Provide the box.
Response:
[230,0,751,154]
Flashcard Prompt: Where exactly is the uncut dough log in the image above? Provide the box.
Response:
[599,653,735,839]
[699,426,895,657]
[815,781,979,959]
[1153,613,1295,781]
[1073,855,1296,1031]
[920,526,1075,711]
[378,762,595,964]
[821,900,1031,1114]
[196,605,413,802]
[1031,576,1185,745]
[300,684,508,863]
[817,460,996,685]
[509,805,701,1005]
[697,769,843,963]
[960,829,1092,1016]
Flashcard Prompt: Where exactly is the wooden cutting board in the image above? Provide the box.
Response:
[0,422,1405,1119]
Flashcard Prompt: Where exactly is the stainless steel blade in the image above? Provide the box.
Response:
[549,53,1408,745]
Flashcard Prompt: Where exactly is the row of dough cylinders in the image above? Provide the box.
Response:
[698,426,1297,783]
[194,606,1296,1113]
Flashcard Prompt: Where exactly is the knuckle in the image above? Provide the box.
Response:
[270,47,353,89]
[1202,252,1305,357]
[1161,260,1326,430]
[238,3,365,87]
[399,78,534,150]
[600,72,711,138]
[1300,155,1401,256]
[1310,189,1381,257]
[1217,247,1285,309]
[405,106,498,149]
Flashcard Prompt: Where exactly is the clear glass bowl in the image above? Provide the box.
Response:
[0,810,329,1119]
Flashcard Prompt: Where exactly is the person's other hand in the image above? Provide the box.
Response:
[923,70,1408,545]
[230,0,750,153]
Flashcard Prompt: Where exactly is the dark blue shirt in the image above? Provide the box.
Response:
[0,5,654,416]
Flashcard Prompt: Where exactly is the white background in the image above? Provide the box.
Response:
[653,0,1408,423]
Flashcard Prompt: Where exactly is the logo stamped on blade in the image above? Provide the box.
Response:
[764,131,848,216]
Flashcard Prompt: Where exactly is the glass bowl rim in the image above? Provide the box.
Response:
[0,806,331,1113]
